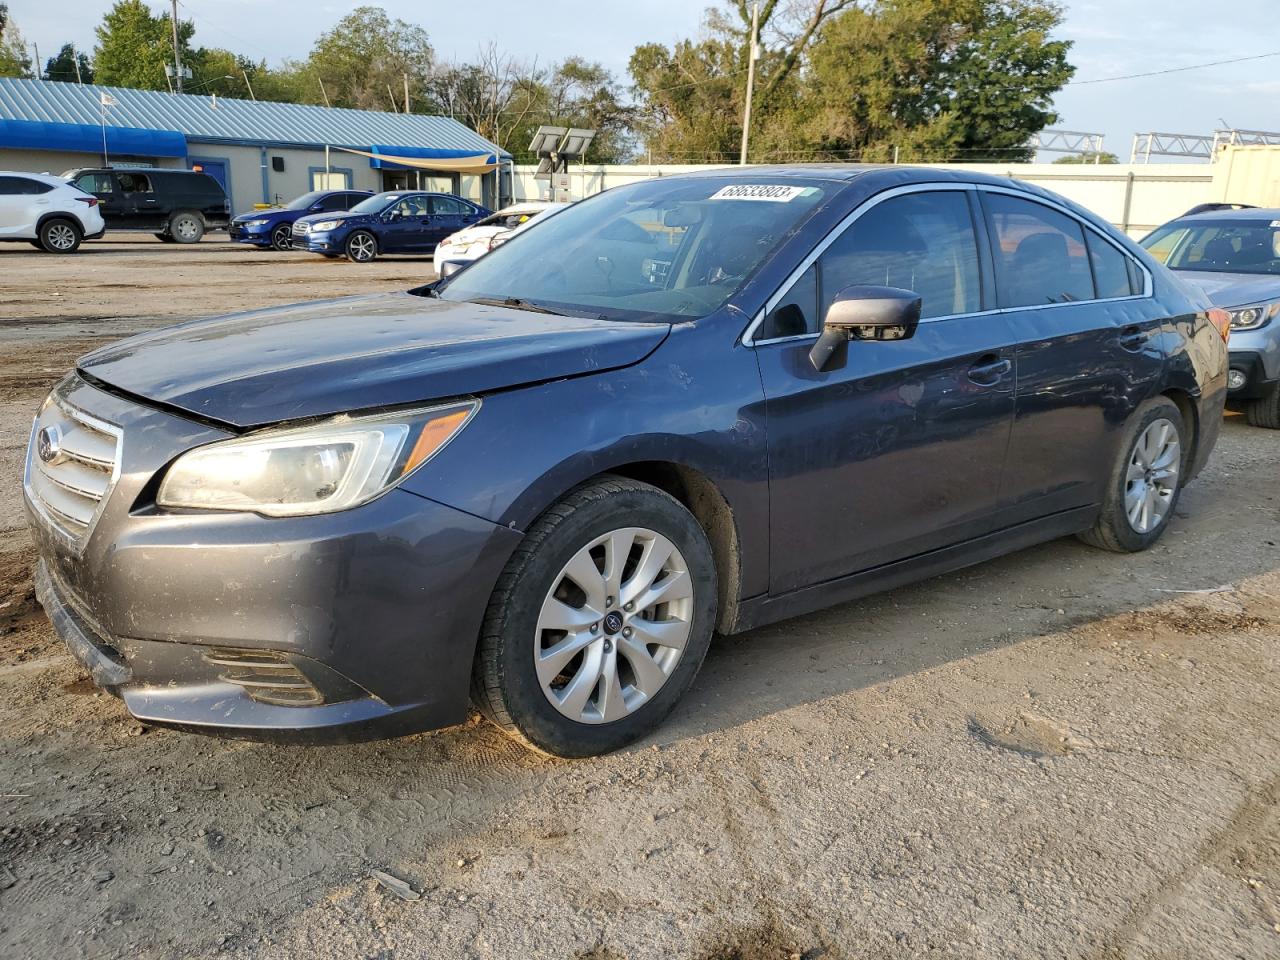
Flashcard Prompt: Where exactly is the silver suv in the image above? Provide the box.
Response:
[0,171,106,253]
[1142,207,1280,427]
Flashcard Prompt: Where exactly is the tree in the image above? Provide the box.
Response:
[43,43,94,84]
[425,46,542,151]
[0,3,33,78]
[298,6,433,111]
[1053,151,1118,164]
[93,0,194,91]
[629,36,746,162]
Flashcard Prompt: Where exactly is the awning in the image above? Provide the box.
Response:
[337,145,500,173]
[0,118,187,158]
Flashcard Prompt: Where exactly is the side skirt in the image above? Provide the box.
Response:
[730,505,1098,634]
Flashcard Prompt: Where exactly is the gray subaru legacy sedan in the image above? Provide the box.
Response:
[25,167,1229,757]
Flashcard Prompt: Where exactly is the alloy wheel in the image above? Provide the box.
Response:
[1124,417,1180,534]
[174,218,199,241]
[349,234,376,261]
[46,223,77,251]
[272,225,292,250]
[534,527,694,724]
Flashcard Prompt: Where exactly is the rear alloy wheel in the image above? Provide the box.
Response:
[270,224,293,251]
[473,477,717,757]
[38,218,82,254]
[345,231,377,263]
[1078,397,1186,552]
[169,212,204,243]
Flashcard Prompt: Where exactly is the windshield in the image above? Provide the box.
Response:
[1141,218,1280,275]
[349,193,398,215]
[286,191,325,211]
[438,177,829,321]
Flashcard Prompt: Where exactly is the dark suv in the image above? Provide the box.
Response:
[25,167,1228,757]
[65,168,230,243]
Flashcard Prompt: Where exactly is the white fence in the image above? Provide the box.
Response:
[512,146,1280,238]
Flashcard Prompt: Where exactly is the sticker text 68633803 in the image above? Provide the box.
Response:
[707,184,810,202]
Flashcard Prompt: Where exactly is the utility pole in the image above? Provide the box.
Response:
[739,2,759,165]
[318,77,331,108]
[72,46,83,84]
[31,42,39,78]
[169,0,184,93]
[403,73,411,113]
[242,69,256,101]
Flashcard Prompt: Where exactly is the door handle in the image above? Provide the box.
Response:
[968,355,1012,386]
[1118,325,1147,351]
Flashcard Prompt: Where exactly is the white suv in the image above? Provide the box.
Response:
[0,172,106,253]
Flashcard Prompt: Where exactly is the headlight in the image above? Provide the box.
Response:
[309,219,342,232]
[157,401,477,517]
[1229,302,1280,330]
[243,219,270,227]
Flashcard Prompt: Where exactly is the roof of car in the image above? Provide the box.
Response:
[1172,207,1280,222]
[0,170,69,186]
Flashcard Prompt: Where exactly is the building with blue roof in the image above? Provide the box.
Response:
[0,77,511,214]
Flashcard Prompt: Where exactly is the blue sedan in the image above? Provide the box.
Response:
[292,191,490,262]
[228,189,373,250]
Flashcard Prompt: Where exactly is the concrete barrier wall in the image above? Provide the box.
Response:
[511,146,1280,238]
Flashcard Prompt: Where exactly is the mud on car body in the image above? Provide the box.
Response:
[26,166,1228,757]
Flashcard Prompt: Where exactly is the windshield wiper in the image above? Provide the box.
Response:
[466,296,566,316]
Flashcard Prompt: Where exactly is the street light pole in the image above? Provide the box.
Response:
[739,2,759,165]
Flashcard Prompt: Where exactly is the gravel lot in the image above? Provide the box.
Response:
[0,237,1277,960]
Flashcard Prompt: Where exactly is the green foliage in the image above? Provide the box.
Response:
[43,43,95,84]
[1053,151,1119,164]
[93,0,194,91]
[631,0,1075,164]
[0,3,33,78]
[298,6,433,111]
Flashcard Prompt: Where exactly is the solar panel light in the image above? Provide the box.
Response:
[528,126,567,157]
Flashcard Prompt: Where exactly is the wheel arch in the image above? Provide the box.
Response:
[1160,385,1200,477]
[35,211,83,235]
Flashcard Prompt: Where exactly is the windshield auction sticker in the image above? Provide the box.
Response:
[708,184,810,202]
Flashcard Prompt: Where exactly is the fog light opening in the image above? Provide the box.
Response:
[1227,369,1247,391]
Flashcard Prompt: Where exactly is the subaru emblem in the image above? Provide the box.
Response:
[36,424,62,465]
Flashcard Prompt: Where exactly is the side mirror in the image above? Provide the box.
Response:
[809,285,922,372]
[438,260,468,279]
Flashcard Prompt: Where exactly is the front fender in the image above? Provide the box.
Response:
[400,320,772,600]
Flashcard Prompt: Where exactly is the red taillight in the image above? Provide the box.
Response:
[75,197,99,207]
[1207,307,1231,343]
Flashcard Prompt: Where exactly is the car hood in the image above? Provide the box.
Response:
[441,226,504,247]
[77,293,671,429]
[233,209,290,223]
[1176,270,1280,308]
[295,212,366,228]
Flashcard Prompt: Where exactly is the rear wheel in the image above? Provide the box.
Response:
[38,218,82,253]
[168,212,204,244]
[473,477,717,757]
[1245,384,1280,429]
[345,231,377,263]
[1078,397,1185,553]
[270,224,293,251]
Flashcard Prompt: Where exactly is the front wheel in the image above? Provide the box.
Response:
[1078,397,1186,553]
[344,231,377,263]
[1245,383,1280,429]
[38,218,82,253]
[270,224,293,251]
[473,477,717,757]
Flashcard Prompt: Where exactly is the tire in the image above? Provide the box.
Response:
[473,477,718,757]
[1078,397,1187,553]
[168,212,204,244]
[1245,383,1280,429]
[154,232,177,243]
[38,218,82,254]
[270,224,293,251]
[344,231,378,263]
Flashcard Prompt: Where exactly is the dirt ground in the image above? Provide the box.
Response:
[0,236,1277,960]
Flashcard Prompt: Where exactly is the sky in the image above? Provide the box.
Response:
[8,0,1280,162]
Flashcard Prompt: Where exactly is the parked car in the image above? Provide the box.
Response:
[292,190,490,262]
[64,167,229,243]
[432,201,566,275]
[0,171,104,253]
[1141,207,1280,427]
[25,167,1227,757]
[229,189,374,251]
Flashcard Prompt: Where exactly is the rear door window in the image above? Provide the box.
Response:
[116,173,153,194]
[430,196,471,216]
[0,176,50,195]
[984,193,1093,307]
[1087,232,1139,298]
[318,194,350,212]
[74,172,114,195]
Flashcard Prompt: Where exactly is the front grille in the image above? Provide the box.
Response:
[25,390,122,545]
[292,221,310,236]
[203,647,325,706]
